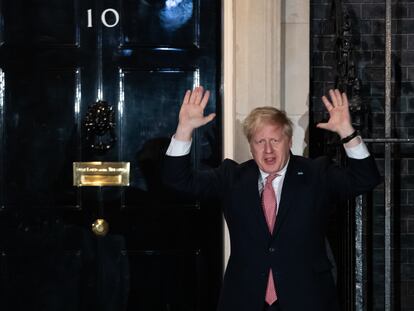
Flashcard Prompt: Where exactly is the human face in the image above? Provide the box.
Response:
[249,123,292,174]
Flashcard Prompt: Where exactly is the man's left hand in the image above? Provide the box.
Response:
[317,89,355,137]
[316,89,361,147]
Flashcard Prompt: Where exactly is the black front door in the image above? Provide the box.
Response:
[0,1,222,310]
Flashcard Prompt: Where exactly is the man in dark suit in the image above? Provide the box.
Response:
[163,86,381,311]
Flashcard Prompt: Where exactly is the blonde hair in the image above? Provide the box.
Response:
[242,106,293,142]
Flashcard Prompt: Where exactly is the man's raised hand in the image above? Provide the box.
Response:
[316,89,361,147]
[175,86,216,141]
[317,89,355,138]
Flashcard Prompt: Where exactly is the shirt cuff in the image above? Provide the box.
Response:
[166,135,192,156]
[344,137,370,159]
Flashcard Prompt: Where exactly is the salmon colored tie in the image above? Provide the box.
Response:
[262,174,278,305]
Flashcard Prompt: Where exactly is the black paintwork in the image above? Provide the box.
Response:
[0,1,222,310]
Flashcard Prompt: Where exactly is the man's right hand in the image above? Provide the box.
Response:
[175,86,216,141]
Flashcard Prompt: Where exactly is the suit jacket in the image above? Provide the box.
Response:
[163,153,381,311]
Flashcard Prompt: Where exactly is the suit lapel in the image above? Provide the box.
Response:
[273,155,306,238]
[241,161,272,240]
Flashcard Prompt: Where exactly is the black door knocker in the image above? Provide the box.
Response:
[84,100,117,151]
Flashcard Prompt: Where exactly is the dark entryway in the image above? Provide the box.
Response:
[0,1,222,310]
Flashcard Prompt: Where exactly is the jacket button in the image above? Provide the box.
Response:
[268,247,275,253]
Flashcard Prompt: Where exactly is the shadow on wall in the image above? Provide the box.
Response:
[298,98,310,157]
[234,118,252,163]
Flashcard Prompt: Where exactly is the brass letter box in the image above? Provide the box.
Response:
[73,162,130,187]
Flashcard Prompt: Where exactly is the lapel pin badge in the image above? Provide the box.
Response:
[297,171,304,175]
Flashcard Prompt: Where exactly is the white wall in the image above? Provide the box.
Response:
[222,0,310,265]
[281,0,310,156]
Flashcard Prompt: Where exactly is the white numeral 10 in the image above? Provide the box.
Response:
[87,9,120,28]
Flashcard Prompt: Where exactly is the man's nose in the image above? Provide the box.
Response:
[264,141,274,153]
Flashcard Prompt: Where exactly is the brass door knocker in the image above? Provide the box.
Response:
[84,100,117,151]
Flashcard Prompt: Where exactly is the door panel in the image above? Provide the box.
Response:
[0,0,222,310]
[4,0,80,46]
[128,251,201,310]
[120,0,199,46]
[3,69,81,208]
[120,69,194,203]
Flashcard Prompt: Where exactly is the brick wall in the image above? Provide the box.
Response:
[311,1,414,310]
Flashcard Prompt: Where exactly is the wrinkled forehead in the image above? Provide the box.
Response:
[251,122,286,139]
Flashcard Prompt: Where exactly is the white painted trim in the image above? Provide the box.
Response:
[222,0,234,268]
